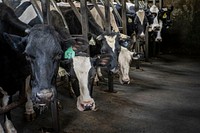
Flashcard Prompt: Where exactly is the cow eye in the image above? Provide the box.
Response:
[55,53,62,60]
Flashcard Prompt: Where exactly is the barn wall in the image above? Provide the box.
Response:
[162,0,200,55]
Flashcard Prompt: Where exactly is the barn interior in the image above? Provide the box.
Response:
[0,0,200,133]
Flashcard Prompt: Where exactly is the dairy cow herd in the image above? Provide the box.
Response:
[0,0,173,132]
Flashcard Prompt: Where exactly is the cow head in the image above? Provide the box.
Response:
[3,24,63,106]
[96,32,122,73]
[134,9,148,41]
[61,51,112,111]
[159,5,174,29]
[118,47,138,84]
[149,5,161,32]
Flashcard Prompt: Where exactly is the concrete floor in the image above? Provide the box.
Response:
[1,54,200,133]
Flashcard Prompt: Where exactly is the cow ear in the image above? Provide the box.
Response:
[3,32,27,53]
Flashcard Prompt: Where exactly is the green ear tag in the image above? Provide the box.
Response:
[64,47,75,59]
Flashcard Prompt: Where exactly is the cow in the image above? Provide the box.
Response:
[118,46,138,84]
[2,24,65,132]
[1,3,68,131]
[60,39,112,111]
[0,3,30,132]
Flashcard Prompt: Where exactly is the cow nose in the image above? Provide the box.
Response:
[153,26,160,31]
[36,89,54,103]
[155,37,162,42]
[84,103,94,111]
[139,32,145,40]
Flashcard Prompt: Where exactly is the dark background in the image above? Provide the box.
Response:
[161,0,200,55]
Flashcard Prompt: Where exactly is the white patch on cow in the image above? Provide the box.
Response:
[150,5,159,13]
[0,0,2,3]
[17,0,55,24]
[90,5,119,32]
[118,47,134,84]
[150,5,160,31]
[73,56,95,111]
[18,5,37,24]
[89,36,96,46]
[155,20,163,42]
[104,35,117,52]
[5,116,17,133]
[136,10,145,25]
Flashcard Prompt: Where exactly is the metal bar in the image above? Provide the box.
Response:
[135,0,139,11]
[80,0,89,52]
[104,0,111,33]
[159,0,163,9]
[40,0,50,24]
[110,0,122,26]
[121,0,127,34]
[50,0,69,30]
[91,0,106,22]
[145,25,149,61]
[0,97,27,114]
[153,0,156,5]
[68,0,82,23]
[30,0,44,23]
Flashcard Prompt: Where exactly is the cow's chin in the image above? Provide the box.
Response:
[77,96,95,111]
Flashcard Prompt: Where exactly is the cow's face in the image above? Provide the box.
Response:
[61,54,111,111]
[159,6,173,29]
[96,32,121,73]
[134,10,148,41]
[149,5,161,32]
[118,47,135,84]
[4,25,63,105]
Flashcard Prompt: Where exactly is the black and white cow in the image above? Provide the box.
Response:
[0,4,65,131]
[60,40,112,111]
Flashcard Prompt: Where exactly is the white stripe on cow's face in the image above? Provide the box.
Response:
[136,10,145,25]
[73,56,95,111]
[104,35,117,52]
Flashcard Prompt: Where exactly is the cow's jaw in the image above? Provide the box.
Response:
[73,56,95,111]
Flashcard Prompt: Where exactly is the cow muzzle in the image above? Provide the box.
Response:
[77,97,96,111]
[35,89,54,105]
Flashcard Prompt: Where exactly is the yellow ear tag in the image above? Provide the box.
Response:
[163,13,167,19]
[64,46,75,59]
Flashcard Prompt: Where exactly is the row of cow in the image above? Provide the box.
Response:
[0,0,173,132]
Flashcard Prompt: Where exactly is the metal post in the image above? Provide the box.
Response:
[145,25,149,61]
[40,0,50,24]
[135,0,139,11]
[104,0,111,33]
[159,0,163,8]
[153,0,156,5]
[122,0,127,34]
[80,0,88,41]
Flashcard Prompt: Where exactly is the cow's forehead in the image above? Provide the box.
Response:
[104,35,117,52]
[136,10,145,25]
[150,5,159,13]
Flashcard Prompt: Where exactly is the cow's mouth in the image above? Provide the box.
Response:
[77,97,96,111]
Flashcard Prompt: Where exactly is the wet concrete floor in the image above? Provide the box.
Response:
[1,54,200,133]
